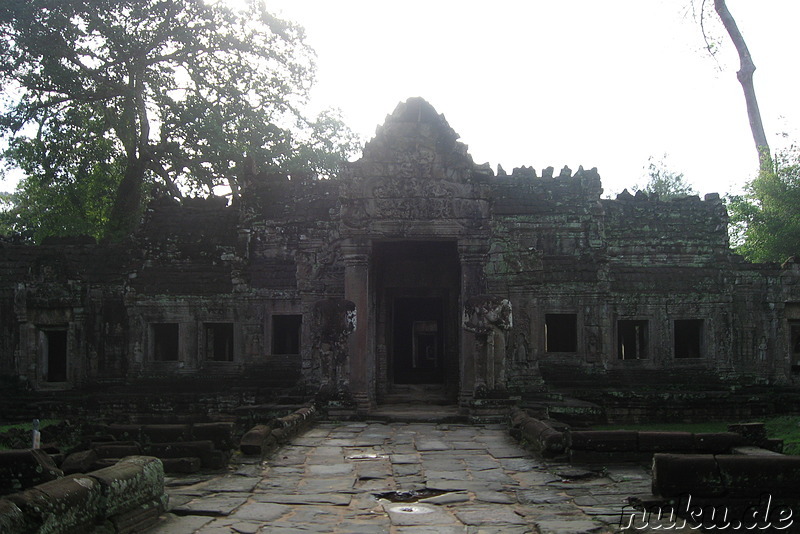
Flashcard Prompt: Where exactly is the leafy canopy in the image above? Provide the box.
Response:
[0,0,358,241]
[635,154,696,199]
[727,147,800,263]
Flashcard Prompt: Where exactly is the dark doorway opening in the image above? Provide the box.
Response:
[545,313,578,353]
[272,315,302,355]
[617,320,649,360]
[674,319,703,359]
[205,323,234,362]
[393,297,444,384]
[45,330,68,382]
[152,323,179,361]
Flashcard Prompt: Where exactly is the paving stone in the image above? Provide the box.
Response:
[416,440,451,451]
[230,521,261,534]
[393,464,422,477]
[196,475,260,493]
[171,494,250,516]
[453,505,529,525]
[229,502,291,522]
[497,458,537,472]
[426,479,503,492]
[232,464,262,477]
[425,469,470,481]
[390,454,419,464]
[486,447,529,459]
[517,490,574,505]
[158,421,663,534]
[396,526,466,534]
[418,491,470,505]
[535,519,605,533]
[512,470,561,486]
[451,441,486,450]
[471,467,515,484]
[146,513,214,534]
[475,490,516,504]
[463,456,503,470]
[307,463,353,476]
[300,477,356,493]
[322,438,356,446]
[252,492,351,506]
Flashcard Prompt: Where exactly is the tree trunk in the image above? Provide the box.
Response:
[105,154,144,240]
[713,0,771,170]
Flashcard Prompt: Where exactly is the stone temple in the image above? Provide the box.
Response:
[3,97,800,418]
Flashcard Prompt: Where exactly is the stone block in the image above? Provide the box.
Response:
[141,424,191,444]
[240,424,275,456]
[109,497,166,534]
[637,431,695,452]
[0,498,28,534]
[568,449,649,465]
[727,422,768,445]
[89,456,166,518]
[146,440,214,459]
[567,430,638,452]
[715,455,800,497]
[93,442,143,458]
[651,454,724,498]
[192,422,235,450]
[693,432,745,453]
[7,474,103,533]
[0,449,63,495]
[61,449,99,474]
[161,457,202,474]
[106,424,142,442]
[519,418,565,456]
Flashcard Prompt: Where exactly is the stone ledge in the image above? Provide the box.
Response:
[0,455,167,534]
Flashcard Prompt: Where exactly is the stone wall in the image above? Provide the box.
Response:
[1,97,799,409]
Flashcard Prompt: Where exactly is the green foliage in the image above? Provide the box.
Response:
[594,416,800,454]
[727,147,800,263]
[764,415,800,455]
[592,421,729,433]
[635,154,696,198]
[0,0,359,240]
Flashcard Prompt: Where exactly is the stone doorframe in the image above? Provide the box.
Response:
[341,238,489,414]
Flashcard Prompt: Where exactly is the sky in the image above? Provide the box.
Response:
[264,0,800,198]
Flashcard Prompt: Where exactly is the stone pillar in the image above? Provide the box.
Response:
[463,295,513,396]
[458,241,489,407]
[342,241,374,413]
[311,298,356,398]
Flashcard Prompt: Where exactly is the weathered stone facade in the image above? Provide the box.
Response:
[2,97,800,413]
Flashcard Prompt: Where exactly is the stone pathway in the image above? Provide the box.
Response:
[147,422,674,534]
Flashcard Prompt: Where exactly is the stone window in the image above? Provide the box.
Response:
[43,329,68,382]
[674,319,703,359]
[272,315,302,355]
[545,313,577,353]
[152,323,179,361]
[205,323,234,362]
[617,320,648,360]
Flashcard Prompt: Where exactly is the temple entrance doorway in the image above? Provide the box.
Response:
[373,241,460,403]
[393,296,444,384]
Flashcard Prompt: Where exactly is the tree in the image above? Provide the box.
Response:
[0,0,358,241]
[635,155,696,198]
[696,0,771,169]
[727,147,800,263]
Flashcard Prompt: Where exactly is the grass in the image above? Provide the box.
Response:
[0,419,60,433]
[592,421,730,433]
[593,416,800,455]
[0,419,61,450]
